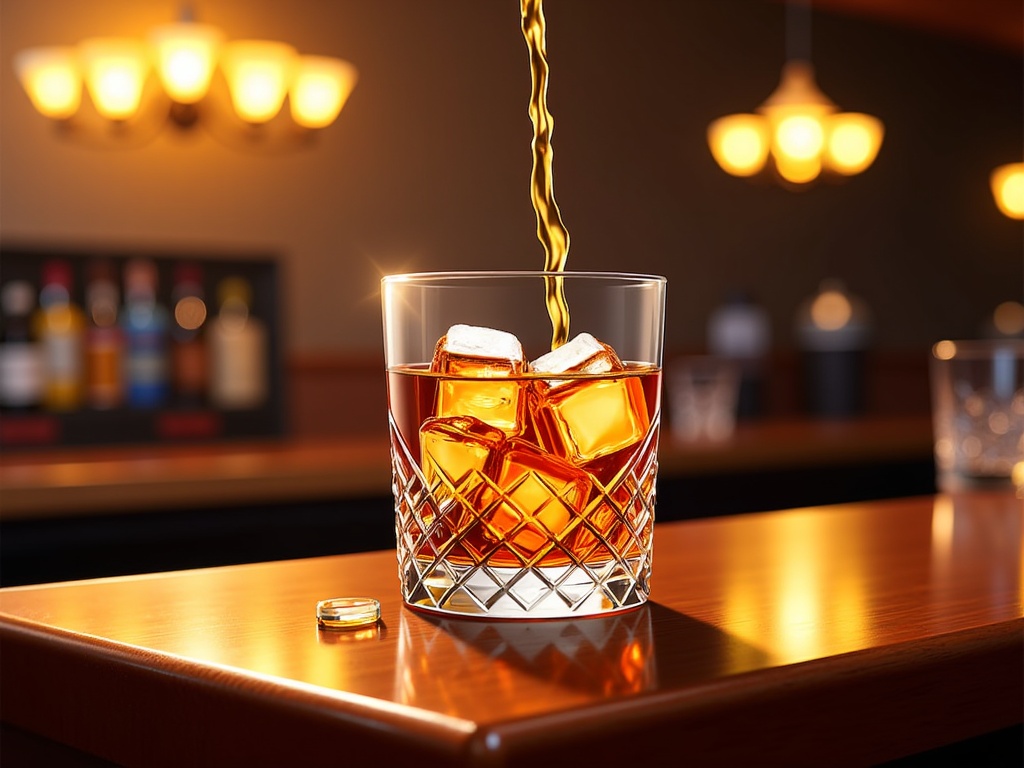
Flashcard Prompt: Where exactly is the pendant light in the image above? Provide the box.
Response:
[707,0,884,187]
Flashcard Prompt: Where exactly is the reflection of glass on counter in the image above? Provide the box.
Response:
[209,277,268,409]
[930,492,1023,628]
[396,606,656,712]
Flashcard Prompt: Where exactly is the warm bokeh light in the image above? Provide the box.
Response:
[932,340,957,361]
[774,115,825,161]
[149,22,224,104]
[174,296,208,331]
[774,154,821,185]
[810,288,853,330]
[289,55,358,129]
[993,301,1024,337]
[219,40,296,123]
[990,162,1024,220]
[707,114,770,177]
[79,38,151,120]
[931,496,955,558]
[721,508,870,665]
[18,25,354,136]
[13,47,82,119]
[708,61,883,186]
[826,113,884,174]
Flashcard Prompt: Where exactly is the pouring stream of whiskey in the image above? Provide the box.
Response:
[521,0,571,350]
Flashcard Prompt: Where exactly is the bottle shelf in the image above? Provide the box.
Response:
[0,246,285,449]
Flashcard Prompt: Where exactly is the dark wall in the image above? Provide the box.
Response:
[1,1,1020,358]
[538,1,1023,353]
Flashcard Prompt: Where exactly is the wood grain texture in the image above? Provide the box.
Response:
[1,492,1021,766]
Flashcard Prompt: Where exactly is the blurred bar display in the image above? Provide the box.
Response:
[0,247,284,448]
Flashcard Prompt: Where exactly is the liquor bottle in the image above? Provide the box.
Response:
[84,260,124,409]
[170,262,209,406]
[208,277,268,409]
[0,279,44,410]
[34,259,86,411]
[122,259,169,408]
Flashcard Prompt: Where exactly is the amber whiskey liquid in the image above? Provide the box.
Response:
[388,364,660,570]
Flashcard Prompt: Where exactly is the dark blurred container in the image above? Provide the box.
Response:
[707,290,771,419]
[795,280,871,418]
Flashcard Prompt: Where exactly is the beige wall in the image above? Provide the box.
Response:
[2,0,1021,359]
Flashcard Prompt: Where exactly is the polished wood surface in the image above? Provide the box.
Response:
[1,492,1020,766]
[0,437,393,519]
[0,414,933,519]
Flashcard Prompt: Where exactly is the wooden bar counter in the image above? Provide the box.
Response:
[0,414,933,519]
[2,490,1021,766]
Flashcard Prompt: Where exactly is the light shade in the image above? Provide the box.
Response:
[13,47,82,120]
[79,37,151,120]
[219,40,296,124]
[991,162,1024,220]
[289,55,358,129]
[774,154,822,185]
[826,113,884,175]
[149,22,224,104]
[707,114,770,177]
[760,62,835,184]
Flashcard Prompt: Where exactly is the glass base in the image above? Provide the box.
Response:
[402,557,651,619]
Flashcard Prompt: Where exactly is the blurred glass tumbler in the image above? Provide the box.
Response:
[930,340,1024,490]
[381,272,667,619]
[669,356,740,441]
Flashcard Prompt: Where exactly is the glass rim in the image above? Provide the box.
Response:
[381,270,667,285]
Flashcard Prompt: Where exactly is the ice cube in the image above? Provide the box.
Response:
[532,376,650,463]
[418,415,505,562]
[432,324,525,376]
[419,415,504,500]
[432,324,527,434]
[529,333,650,464]
[480,438,592,561]
[530,332,623,385]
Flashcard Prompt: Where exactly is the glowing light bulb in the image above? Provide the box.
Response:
[993,301,1024,336]
[79,38,151,120]
[991,163,1024,220]
[149,22,223,104]
[827,113,884,175]
[810,289,853,330]
[13,47,82,119]
[775,115,825,161]
[290,55,358,129]
[932,340,957,361]
[776,156,821,184]
[707,114,770,177]
[220,40,296,124]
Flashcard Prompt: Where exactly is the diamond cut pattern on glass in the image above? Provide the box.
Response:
[390,410,658,618]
